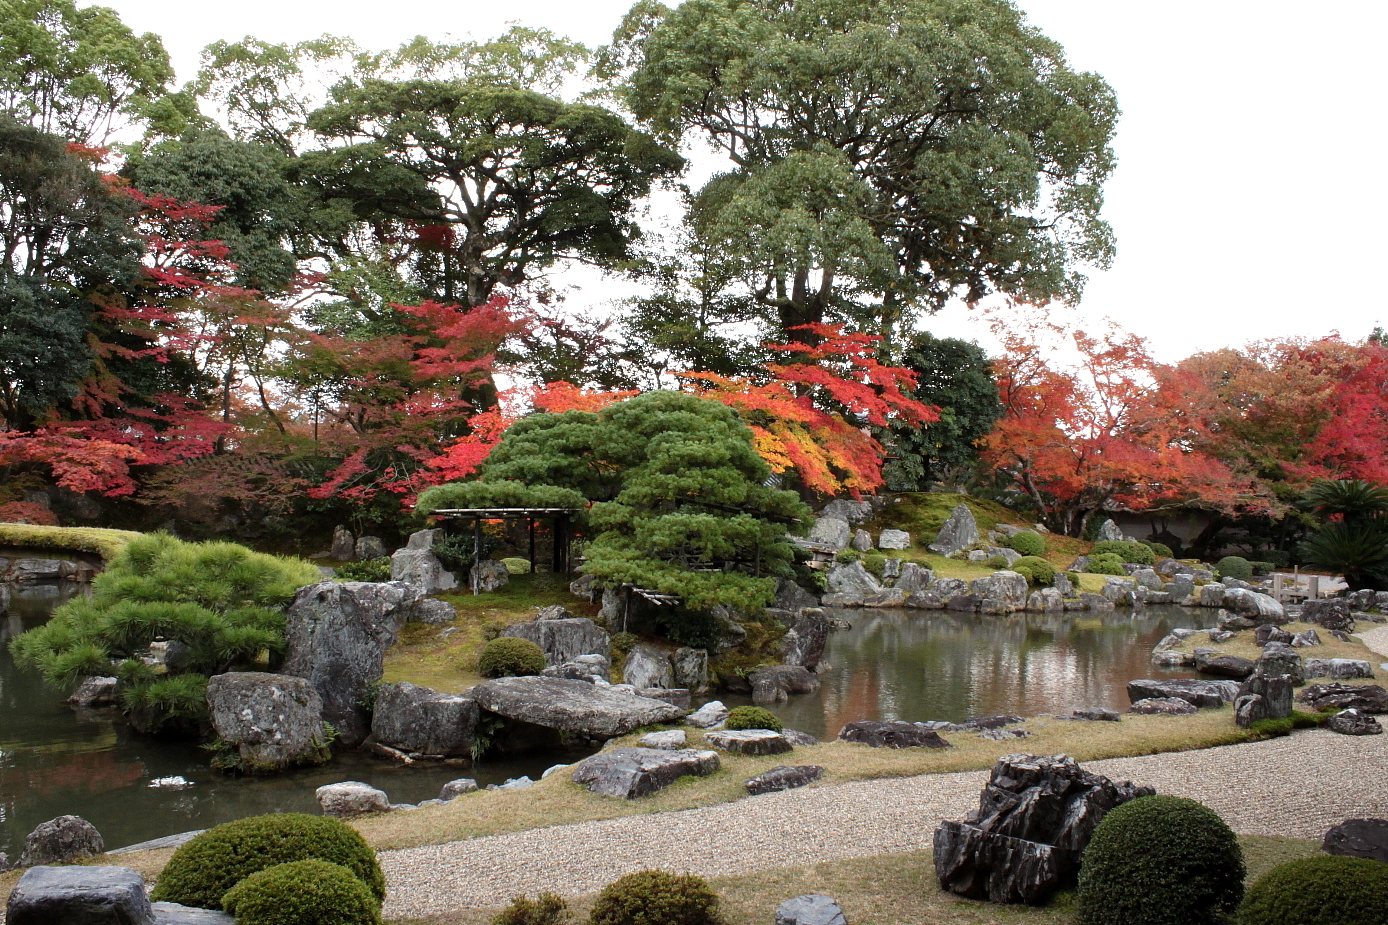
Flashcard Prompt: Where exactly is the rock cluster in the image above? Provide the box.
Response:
[933,753,1154,905]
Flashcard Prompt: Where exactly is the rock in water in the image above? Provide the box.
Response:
[749,665,820,704]
[67,676,118,706]
[501,617,610,666]
[780,610,830,670]
[206,672,329,772]
[838,721,951,748]
[281,580,416,746]
[1323,818,1388,862]
[470,676,684,739]
[370,681,478,757]
[933,753,1154,905]
[928,504,979,557]
[316,781,391,816]
[18,815,104,867]
[570,747,719,799]
[774,894,846,925]
[6,866,151,925]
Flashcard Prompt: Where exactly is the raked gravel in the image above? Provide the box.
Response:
[381,633,1388,920]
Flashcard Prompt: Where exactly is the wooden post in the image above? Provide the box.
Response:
[472,517,483,595]
[1273,574,1284,602]
[528,517,536,573]
[1309,575,1321,600]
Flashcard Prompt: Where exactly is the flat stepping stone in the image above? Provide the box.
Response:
[775,894,847,925]
[1126,678,1239,708]
[746,766,824,795]
[1128,697,1198,716]
[704,729,792,756]
[639,730,687,750]
[6,865,152,925]
[154,902,236,924]
[838,720,952,748]
[571,747,719,799]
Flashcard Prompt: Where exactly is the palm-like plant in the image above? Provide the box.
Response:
[1299,520,1388,591]
[1302,479,1388,523]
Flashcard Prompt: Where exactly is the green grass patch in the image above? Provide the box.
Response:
[0,523,141,561]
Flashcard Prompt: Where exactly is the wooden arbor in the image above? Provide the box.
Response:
[429,507,581,593]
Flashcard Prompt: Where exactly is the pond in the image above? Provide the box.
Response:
[0,583,587,861]
[1,587,1217,859]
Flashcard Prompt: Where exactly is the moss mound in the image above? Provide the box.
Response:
[478,637,547,678]
[724,705,783,732]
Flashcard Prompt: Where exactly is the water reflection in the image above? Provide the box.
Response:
[734,605,1219,738]
[0,584,586,859]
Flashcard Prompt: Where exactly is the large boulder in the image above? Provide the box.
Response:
[780,610,830,670]
[749,665,820,704]
[933,753,1154,905]
[330,524,355,560]
[6,866,151,925]
[501,617,610,667]
[1301,598,1355,633]
[806,516,852,551]
[820,499,873,523]
[685,701,728,728]
[838,721,951,748]
[672,647,710,693]
[1327,709,1383,736]
[18,816,104,867]
[928,504,980,558]
[369,681,478,757]
[1323,819,1388,863]
[471,676,684,739]
[315,781,390,816]
[468,559,509,593]
[1125,678,1240,708]
[1096,519,1125,542]
[1221,588,1287,623]
[878,529,911,550]
[774,579,821,611]
[570,747,719,799]
[281,580,415,746]
[704,729,793,756]
[389,529,457,592]
[969,571,1029,611]
[893,562,933,593]
[206,672,329,773]
[823,561,882,598]
[354,536,387,560]
[622,643,673,689]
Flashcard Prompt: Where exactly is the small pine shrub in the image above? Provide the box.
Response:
[150,812,385,910]
[1090,540,1155,565]
[1087,553,1127,576]
[834,549,860,564]
[724,705,783,732]
[1066,571,1081,586]
[1144,541,1174,559]
[1011,556,1056,585]
[1217,556,1254,581]
[861,551,886,577]
[221,860,381,925]
[493,893,570,925]
[1077,795,1244,925]
[588,870,722,925]
[477,637,547,678]
[432,532,499,573]
[1007,530,1046,556]
[1238,855,1388,925]
[334,557,391,582]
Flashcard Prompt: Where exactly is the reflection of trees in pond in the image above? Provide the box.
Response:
[810,606,1217,729]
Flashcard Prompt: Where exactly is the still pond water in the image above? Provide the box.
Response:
[0,584,1215,858]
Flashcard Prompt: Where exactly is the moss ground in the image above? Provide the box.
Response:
[0,523,141,561]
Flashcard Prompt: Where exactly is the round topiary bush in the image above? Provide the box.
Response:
[149,812,385,910]
[1087,553,1127,576]
[1077,794,1244,925]
[1238,855,1388,925]
[1217,555,1254,581]
[1011,556,1056,585]
[1143,541,1174,559]
[588,870,722,925]
[1090,540,1155,565]
[1007,530,1046,557]
[221,860,381,925]
[477,637,547,678]
[724,705,783,732]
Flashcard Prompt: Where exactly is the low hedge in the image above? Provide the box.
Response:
[1238,855,1388,925]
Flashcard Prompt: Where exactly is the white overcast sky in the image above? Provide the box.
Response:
[94,0,1388,362]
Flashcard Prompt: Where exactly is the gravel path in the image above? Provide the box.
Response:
[383,726,1388,918]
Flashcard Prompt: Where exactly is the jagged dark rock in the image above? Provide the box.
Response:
[838,721,951,748]
[933,753,1154,905]
[1327,709,1383,736]
[1126,678,1239,708]
[1323,818,1388,862]
[1298,683,1388,714]
[746,766,825,795]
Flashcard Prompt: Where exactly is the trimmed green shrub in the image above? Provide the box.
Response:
[1238,855,1388,925]
[494,893,571,925]
[1077,795,1244,925]
[150,812,385,910]
[1090,540,1155,565]
[610,632,638,656]
[861,551,886,577]
[834,549,860,564]
[477,637,547,678]
[1087,553,1127,576]
[1143,541,1174,559]
[1006,530,1045,557]
[1011,556,1056,585]
[1249,560,1275,576]
[724,705,783,732]
[588,870,722,925]
[334,557,391,582]
[501,557,533,574]
[221,860,381,925]
[1217,556,1254,581]
[987,554,1010,570]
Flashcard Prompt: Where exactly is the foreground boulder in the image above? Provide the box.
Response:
[838,721,951,748]
[1323,818,1388,862]
[206,672,329,773]
[1125,678,1240,709]
[774,894,846,925]
[6,865,150,925]
[18,815,104,868]
[501,617,610,667]
[1327,709,1383,736]
[471,676,684,739]
[281,580,416,745]
[370,682,478,757]
[933,753,1154,905]
[570,747,719,799]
